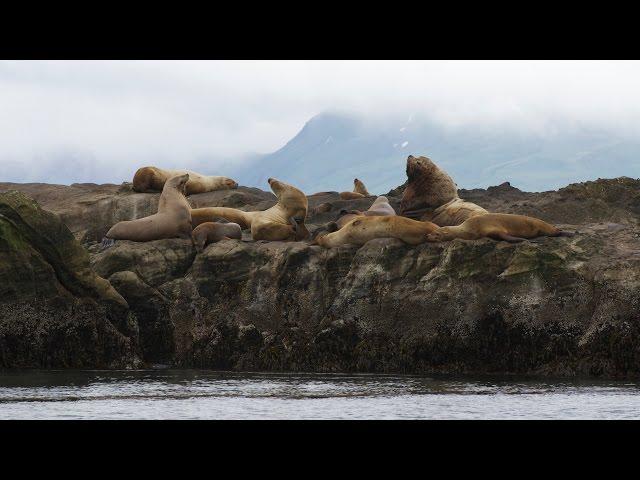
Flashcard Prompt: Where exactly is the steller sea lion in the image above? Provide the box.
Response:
[192,221,242,252]
[191,178,310,241]
[313,195,398,240]
[363,196,395,216]
[133,166,238,195]
[313,195,397,239]
[104,173,193,243]
[314,216,438,248]
[353,178,370,196]
[338,178,371,200]
[339,191,366,200]
[399,155,488,226]
[425,213,575,243]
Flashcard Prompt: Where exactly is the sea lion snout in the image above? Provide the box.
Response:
[225,178,238,189]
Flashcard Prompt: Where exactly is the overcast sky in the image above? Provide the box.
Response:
[2,60,640,184]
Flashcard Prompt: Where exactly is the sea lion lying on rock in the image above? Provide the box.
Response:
[339,178,371,200]
[364,195,395,216]
[133,166,238,195]
[426,213,575,243]
[103,173,192,245]
[191,178,310,241]
[312,196,397,239]
[314,216,438,248]
[192,221,242,252]
[399,155,488,226]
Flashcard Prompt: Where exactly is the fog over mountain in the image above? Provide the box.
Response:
[2,61,640,191]
[226,111,640,193]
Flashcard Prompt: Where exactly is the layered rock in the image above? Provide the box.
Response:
[0,191,140,368]
[2,177,640,376]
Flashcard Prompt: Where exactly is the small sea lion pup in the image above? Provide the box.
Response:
[133,166,238,195]
[399,155,488,226]
[192,222,242,252]
[314,216,438,248]
[426,213,575,243]
[191,178,310,241]
[339,178,371,200]
[103,173,192,245]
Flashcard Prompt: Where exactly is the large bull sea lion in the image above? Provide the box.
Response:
[104,173,193,243]
[426,213,575,243]
[314,216,438,248]
[133,166,238,195]
[399,155,488,226]
[191,178,310,241]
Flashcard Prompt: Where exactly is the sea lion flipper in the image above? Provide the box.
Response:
[100,237,116,250]
[289,216,299,236]
[494,232,526,243]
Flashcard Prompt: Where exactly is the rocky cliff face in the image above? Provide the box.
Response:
[2,177,640,376]
[0,191,140,368]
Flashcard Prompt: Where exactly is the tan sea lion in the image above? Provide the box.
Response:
[133,166,238,195]
[191,178,309,241]
[314,196,396,239]
[338,178,372,200]
[339,191,366,200]
[312,202,334,215]
[192,222,242,252]
[314,216,438,248]
[399,155,488,226]
[426,213,575,243]
[353,178,370,196]
[363,196,395,216]
[105,173,192,243]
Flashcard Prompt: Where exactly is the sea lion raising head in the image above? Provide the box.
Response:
[338,177,371,200]
[353,178,370,196]
[399,155,488,226]
[133,166,238,195]
[105,173,193,243]
[190,177,310,241]
[426,213,575,243]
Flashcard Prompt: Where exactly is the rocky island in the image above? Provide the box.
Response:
[2,177,640,377]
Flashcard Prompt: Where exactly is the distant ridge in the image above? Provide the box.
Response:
[229,111,640,194]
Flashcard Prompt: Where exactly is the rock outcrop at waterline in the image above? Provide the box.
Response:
[2,177,640,376]
[0,191,140,368]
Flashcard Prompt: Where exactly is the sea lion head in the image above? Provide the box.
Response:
[426,227,456,242]
[166,173,190,195]
[400,155,458,217]
[268,177,308,214]
[222,177,239,189]
[313,202,333,214]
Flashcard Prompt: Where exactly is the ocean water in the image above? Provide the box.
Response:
[1,370,639,420]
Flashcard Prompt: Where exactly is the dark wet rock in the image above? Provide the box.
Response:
[0,191,141,368]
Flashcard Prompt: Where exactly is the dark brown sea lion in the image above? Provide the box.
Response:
[399,155,488,226]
